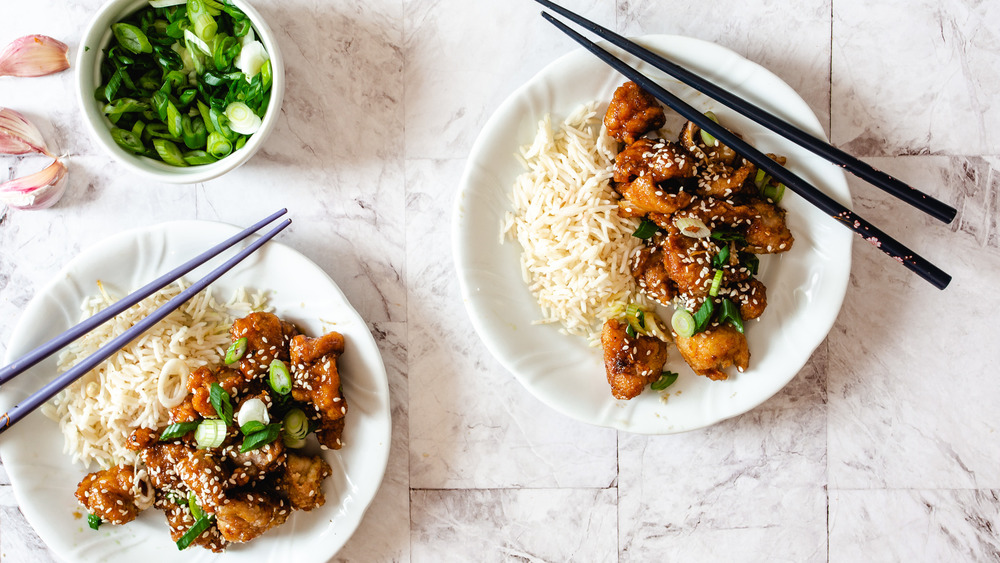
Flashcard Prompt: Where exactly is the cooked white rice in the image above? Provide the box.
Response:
[41,281,267,470]
[501,102,656,344]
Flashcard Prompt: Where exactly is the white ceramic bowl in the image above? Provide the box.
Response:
[76,0,284,184]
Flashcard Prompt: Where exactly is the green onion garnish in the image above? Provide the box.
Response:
[718,298,745,333]
[175,514,214,550]
[159,420,200,441]
[188,493,204,520]
[650,371,679,390]
[282,408,309,448]
[671,309,695,338]
[224,337,247,365]
[699,111,720,147]
[710,229,745,243]
[709,270,724,297]
[268,359,292,395]
[740,252,760,276]
[110,127,145,154]
[631,218,658,239]
[763,182,786,203]
[112,23,153,54]
[624,304,646,336]
[240,420,265,434]
[194,419,227,449]
[152,139,188,167]
[711,244,731,269]
[754,168,770,189]
[87,513,102,530]
[209,383,233,426]
[692,299,715,334]
[240,422,282,453]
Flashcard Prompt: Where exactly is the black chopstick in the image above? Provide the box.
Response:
[0,208,288,387]
[0,217,292,435]
[534,0,957,225]
[540,12,951,290]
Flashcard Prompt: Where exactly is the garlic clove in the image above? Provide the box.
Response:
[0,35,70,78]
[0,107,53,156]
[0,159,68,210]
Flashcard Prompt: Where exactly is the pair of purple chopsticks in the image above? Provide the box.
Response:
[0,209,292,435]
[536,0,954,290]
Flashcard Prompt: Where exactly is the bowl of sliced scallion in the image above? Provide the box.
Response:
[77,0,284,183]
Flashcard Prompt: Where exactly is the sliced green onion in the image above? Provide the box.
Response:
[671,309,695,338]
[754,168,770,189]
[699,111,720,147]
[159,420,200,441]
[181,116,207,149]
[711,244,731,269]
[709,270,724,297]
[112,23,153,54]
[152,138,188,166]
[740,252,760,276]
[268,359,292,395]
[187,493,204,520]
[175,514,214,550]
[224,337,247,364]
[187,0,218,42]
[674,216,710,238]
[111,127,145,154]
[631,218,658,239]
[763,182,786,203]
[183,150,217,165]
[87,513,102,530]
[197,101,216,134]
[260,59,273,91]
[240,423,282,453]
[240,420,265,434]
[209,383,233,425]
[692,300,715,334]
[236,40,269,79]
[194,419,227,449]
[237,397,270,428]
[182,28,211,56]
[166,102,183,138]
[207,131,232,158]
[225,101,262,135]
[625,323,637,338]
[282,408,309,448]
[650,371,679,390]
[718,298,745,333]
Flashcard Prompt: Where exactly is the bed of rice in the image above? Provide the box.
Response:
[41,281,267,470]
[501,102,656,344]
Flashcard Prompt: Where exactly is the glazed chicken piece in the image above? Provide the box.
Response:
[631,238,676,306]
[724,278,768,321]
[290,332,348,449]
[614,138,697,184]
[176,449,230,514]
[132,430,230,514]
[742,200,795,254]
[673,324,749,381]
[161,500,229,552]
[679,119,739,165]
[214,490,290,543]
[616,175,695,217]
[280,452,332,511]
[696,158,757,199]
[76,464,143,525]
[170,365,246,422]
[230,312,300,380]
[604,81,666,144]
[601,318,669,400]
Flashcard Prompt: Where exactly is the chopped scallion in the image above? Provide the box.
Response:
[282,408,309,448]
[671,309,695,338]
[692,300,715,334]
[240,422,282,453]
[650,371,679,390]
[224,337,247,364]
[209,383,233,425]
[268,359,292,395]
[718,298,745,333]
[87,513,102,530]
[159,420,200,441]
[699,111,720,147]
[631,218,658,239]
[175,514,214,550]
[194,419,227,449]
[709,270,724,297]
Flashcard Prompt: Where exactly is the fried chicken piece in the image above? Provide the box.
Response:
[170,365,246,422]
[224,401,286,486]
[743,200,794,254]
[176,449,230,515]
[290,332,348,449]
[674,324,749,381]
[614,139,697,184]
[280,452,332,511]
[725,278,768,321]
[616,175,695,217]
[214,490,290,543]
[76,464,143,525]
[604,81,666,144]
[696,158,757,199]
[680,120,739,165]
[631,239,676,306]
[230,312,300,380]
[601,318,669,400]
[161,500,229,552]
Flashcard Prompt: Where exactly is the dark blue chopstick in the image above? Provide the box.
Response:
[534,0,957,225]
[0,217,291,435]
[0,208,288,386]
[540,12,951,290]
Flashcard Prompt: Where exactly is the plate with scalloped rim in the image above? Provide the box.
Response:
[0,220,391,561]
[454,35,852,434]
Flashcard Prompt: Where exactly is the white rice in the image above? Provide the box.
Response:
[501,102,655,344]
[41,280,267,470]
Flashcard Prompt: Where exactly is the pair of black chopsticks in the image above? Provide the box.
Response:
[0,209,292,435]
[536,0,955,290]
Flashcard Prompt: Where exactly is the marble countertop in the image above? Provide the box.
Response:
[2,0,999,561]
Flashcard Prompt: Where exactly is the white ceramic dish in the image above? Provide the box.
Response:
[0,220,390,562]
[454,35,853,434]
[76,0,285,184]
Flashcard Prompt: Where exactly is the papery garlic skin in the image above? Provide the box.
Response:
[0,107,53,156]
[0,159,68,210]
[0,35,70,78]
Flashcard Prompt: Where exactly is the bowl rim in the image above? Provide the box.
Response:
[76,0,285,184]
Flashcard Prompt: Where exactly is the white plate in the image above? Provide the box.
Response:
[0,220,391,561]
[453,35,853,434]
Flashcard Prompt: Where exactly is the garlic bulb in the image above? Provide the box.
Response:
[0,159,68,210]
[0,35,70,78]
[0,107,54,156]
